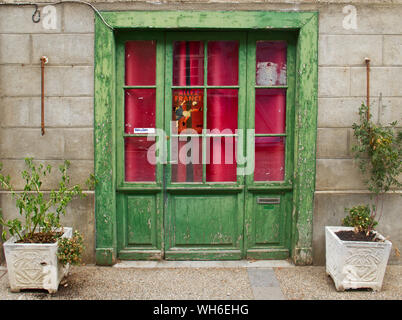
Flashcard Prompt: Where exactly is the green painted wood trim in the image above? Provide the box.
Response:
[101,11,316,30]
[166,187,244,194]
[291,13,318,265]
[118,250,163,260]
[165,250,242,261]
[94,15,117,266]
[246,249,289,260]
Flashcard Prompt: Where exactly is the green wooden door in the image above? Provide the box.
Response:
[115,31,296,260]
[244,32,297,259]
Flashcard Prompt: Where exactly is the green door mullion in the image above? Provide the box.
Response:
[203,41,208,183]
[255,85,288,89]
[284,37,296,186]
[164,36,173,187]
[123,85,157,89]
[245,34,256,188]
[255,134,287,137]
[115,41,124,187]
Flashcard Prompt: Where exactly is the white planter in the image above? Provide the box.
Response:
[325,226,392,291]
[3,227,72,293]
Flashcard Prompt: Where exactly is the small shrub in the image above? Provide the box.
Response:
[0,157,93,243]
[57,230,85,266]
[342,205,378,234]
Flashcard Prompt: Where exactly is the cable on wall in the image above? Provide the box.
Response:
[0,1,114,30]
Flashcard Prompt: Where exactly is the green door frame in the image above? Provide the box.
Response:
[94,10,318,266]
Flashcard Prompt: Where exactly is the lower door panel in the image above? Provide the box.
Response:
[116,192,163,260]
[245,191,292,259]
[164,192,244,260]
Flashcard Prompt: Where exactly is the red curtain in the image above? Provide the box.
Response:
[205,41,239,182]
[254,41,287,181]
[124,41,157,182]
[172,41,204,182]
[124,40,287,183]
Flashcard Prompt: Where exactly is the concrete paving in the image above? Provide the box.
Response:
[0,262,400,300]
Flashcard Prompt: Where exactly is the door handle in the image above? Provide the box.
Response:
[257,197,280,205]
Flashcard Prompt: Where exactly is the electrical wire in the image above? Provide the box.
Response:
[0,1,114,30]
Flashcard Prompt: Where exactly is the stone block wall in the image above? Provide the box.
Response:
[0,1,401,265]
[0,3,95,263]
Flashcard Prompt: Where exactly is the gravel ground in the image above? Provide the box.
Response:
[274,265,402,300]
[0,265,401,300]
[0,266,254,300]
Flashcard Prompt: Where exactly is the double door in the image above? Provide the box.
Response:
[115,31,296,260]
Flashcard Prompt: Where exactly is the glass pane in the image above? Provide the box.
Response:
[254,137,285,181]
[173,41,204,86]
[206,136,237,182]
[125,137,156,182]
[125,89,156,134]
[207,89,238,133]
[125,41,156,86]
[172,89,204,134]
[256,41,287,86]
[208,41,239,86]
[255,89,286,134]
[171,137,202,183]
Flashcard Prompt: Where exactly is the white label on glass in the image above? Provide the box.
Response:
[134,128,156,134]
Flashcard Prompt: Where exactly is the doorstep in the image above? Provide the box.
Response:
[113,260,294,269]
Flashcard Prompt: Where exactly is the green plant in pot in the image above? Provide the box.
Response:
[325,103,401,291]
[0,158,92,293]
[343,103,402,238]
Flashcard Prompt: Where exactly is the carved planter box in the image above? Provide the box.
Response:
[325,226,392,291]
[3,227,72,293]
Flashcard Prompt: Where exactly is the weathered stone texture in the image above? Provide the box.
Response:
[318,67,350,97]
[0,34,31,64]
[32,34,94,65]
[319,35,382,66]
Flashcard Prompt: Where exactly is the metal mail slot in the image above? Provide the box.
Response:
[257,197,280,205]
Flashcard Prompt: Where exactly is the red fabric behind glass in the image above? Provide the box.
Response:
[124,41,157,182]
[206,137,236,182]
[206,89,238,182]
[255,89,286,134]
[172,42,204,182]
[208,41,239,86]
[125,41,156,86]
[125,137,156,182]
[254,137,285,181]
[207,89,238,132]
[125,89,156,134]
[173,41,204,86]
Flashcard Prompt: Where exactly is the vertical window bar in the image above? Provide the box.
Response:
[202,41,208,183]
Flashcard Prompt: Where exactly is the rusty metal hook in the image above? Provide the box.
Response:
[40,56,48,136]
[365,57,370,121]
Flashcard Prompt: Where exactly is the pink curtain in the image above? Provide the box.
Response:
[255,137,285,181]
[254,41,287,181]
[206,41,239,182]
[124,41,157,182]
[125,138,156,181]
[255,89,286,134]
[172,41,204,182]
[206,89,238,182]
[125,41,156,86]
